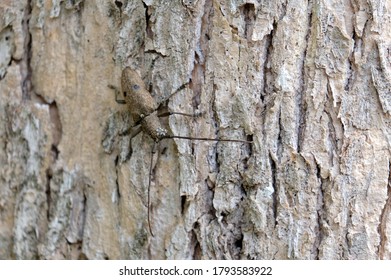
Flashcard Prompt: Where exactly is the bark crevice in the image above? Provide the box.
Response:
[378,161,391,259]
[21,0,32,100]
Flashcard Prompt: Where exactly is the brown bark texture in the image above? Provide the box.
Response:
[0,0,390,260]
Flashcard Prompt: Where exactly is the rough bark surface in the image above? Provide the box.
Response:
[0,0,390,260]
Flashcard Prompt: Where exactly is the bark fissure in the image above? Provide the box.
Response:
[297,8,312,153]
[45,169,52,220]
[261,21,275,103]
[49,101,62,154]
[21,0,32,100]
[114,0,123,10]
[269,152,278,225]
[114,156,121,206]
[192,230,202,259]
[189,0,212,110]
[378,161,391,259]
[276,109,283,162]
[240,3,256,41]
[314,159,325,259]
[345,52,355,92]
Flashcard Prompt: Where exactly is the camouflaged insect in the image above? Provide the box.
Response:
[121,68,168,142]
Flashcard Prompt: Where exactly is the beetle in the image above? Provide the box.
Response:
[106,67,252,236]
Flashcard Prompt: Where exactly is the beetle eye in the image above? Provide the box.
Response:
[132,84,140,90]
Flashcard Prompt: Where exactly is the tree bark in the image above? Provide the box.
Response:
[0,0,390,260]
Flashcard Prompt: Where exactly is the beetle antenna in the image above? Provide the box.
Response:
[166,135,252,144]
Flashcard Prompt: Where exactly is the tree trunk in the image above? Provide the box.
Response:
[1,0,390,260]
